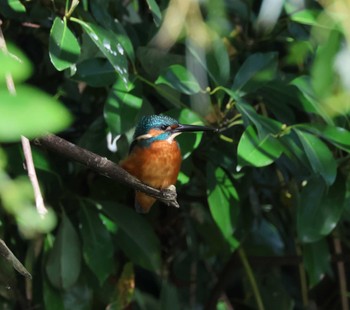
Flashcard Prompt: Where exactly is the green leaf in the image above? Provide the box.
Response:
[155,65,201,95]
[303,239,331,287]
[43,280,64,310]
[294,129,337,186]
[297,176,345,243]
[104,79,142,135]
[0,44,32,84]
[8,0,26,12]
[311,30,340,98]
[237,125,283,168]
[46,214,82,290]
[160,283,180,309]
[78,21,129,85]
[79,202,114,285]
[295,123,350,152]
[49,17,81,71]
[0,85,72,142]
[207,163,239,248]
[290,9,319,27]
[101,201,161,271]
[146,0,162,26]
[232,52,278,93]
[72,58,117,87]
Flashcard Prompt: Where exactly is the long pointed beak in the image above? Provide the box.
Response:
[172,123,218,133]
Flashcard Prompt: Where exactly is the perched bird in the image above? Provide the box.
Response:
[120,114,216,213]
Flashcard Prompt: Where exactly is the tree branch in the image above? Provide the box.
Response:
[33,134,180,208]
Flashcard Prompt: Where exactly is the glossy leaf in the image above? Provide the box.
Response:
[297,176,345,243]
[104,79,142,135]
[303,239,331,287]
[49,17,81,71]
[207,163,239,248]
[45,214,82,290]
[72,58,117,87]
[101,201,161,271]
[8,0,26,12]
[232,52,278,93]
[0,44,32,83]
[146,0,162,26]
[79,21,129,85]
[295,123,350,152]
[237,125,283,168]
[294,129,337,186]
[79,202,114,285]
[155,65,201,95]
[0,85,72,142]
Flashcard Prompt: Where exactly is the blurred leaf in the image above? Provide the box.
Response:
[207,37,230,85]
[78,21,129,85]
[297,175,345,243]
[290,9,319,26]
[232,52,278,93]
[101,201,161,271]
[294,129,336,186]
[146,0,162,26]
[311,30,340,98]
[0,85,72,142]
[155,64,201,95]
[207,163,239,248]
[104,79,142,135]
[43,280,64,310]
[49,17,81,71]
[72,58,117,87]
[237,125,283,168]
[160,283,180,310]
[79,202,114,286]
[8,0,26,12]
[113,263,134,309]
[0,44,32,83]
[303,239,331,287]
[46,213,81,290]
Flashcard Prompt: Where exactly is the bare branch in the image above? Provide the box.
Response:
[33,134,180,208]
[21,136,48,216]
[0,239,32,279]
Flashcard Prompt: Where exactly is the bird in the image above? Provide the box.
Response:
[120,114,216,213]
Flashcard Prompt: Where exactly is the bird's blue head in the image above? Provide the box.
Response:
[132,114,216,148]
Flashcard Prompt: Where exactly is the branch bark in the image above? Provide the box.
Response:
[33,134,180,208]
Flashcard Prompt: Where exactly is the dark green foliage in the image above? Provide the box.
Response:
[0,0,350,309]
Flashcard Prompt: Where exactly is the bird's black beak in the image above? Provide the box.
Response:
[172,123,218,133]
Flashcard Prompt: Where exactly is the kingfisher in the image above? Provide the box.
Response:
[120,114,216,213]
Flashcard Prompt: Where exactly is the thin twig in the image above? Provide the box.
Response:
[33,134,180,208]
[0,240,32,279]
[334,237,349,310]
[21,137,48,216]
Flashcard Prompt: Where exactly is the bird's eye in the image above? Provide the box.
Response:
[160,125,169,130]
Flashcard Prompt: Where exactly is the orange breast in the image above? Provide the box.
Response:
[120,140,182,212]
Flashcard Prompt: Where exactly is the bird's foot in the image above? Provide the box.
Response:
[161,185,179,208]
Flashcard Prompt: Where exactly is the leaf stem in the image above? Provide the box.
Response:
[238,247,265,310]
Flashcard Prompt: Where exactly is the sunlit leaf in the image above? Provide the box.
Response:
[49,17,81,71]
[146,0,162,26]
[78,21,129,85]
[207,164,239,248]
[46,214,81,290]
[0,86,72,142]
[237,125,283,168]
[155,65,201,95]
